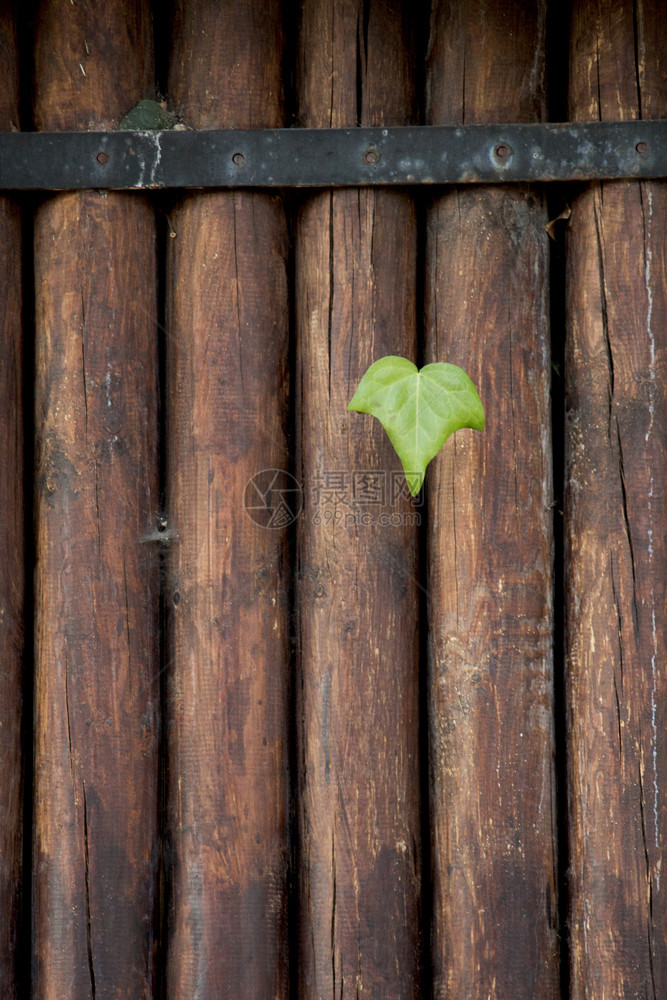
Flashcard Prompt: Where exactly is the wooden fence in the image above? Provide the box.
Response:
[0,0,665,997]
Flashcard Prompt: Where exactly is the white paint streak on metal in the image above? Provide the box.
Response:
[149,131,163,186]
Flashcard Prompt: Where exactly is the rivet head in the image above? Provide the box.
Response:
[495,144,510,159]
[96,151,109,165]
[364,148,379,165]
[636,141,648,155]
[232,152,245,166]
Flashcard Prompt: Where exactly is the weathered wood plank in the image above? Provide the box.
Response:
[0,6,23,998]
[165,2,290,997]
[566,2,667,995]
[295,2,422,997]
[425,3,559,997]
[32,4,159,998]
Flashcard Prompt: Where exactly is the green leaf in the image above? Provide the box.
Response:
[347,356,485,496]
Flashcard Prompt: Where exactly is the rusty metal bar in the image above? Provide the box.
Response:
[0,120,665,189]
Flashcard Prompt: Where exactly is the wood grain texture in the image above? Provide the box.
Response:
[32,0,153,131]
[165,3,290,997]
[33,4,159,998]
[425,3,559,998]
[566,2,667,995]
[0,2,20,132]
[169,0,283,129]
[425,0,546,126]
[0,6,23,998]
[295,3,422,997]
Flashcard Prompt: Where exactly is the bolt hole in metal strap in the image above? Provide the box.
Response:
[0,121,665,189]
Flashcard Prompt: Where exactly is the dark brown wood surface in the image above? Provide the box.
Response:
[295,3,422,997]
[32,4,159,998]
[0,7,23,999]
[6,2,665,995]
[165,2,290,996]
[425,3,559,997]
[565,2,667,995]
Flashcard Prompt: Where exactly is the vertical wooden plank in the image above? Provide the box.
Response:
[0,6,23,999]
[33,4,159,998]
[165,2,290,997]
[566,2,667,995]
[296,3,422,997]
[425,3,559,998]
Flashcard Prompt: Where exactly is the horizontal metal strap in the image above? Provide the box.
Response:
[0,121,665,190]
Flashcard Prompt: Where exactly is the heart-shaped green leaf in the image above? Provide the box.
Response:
[347,356,485,496]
